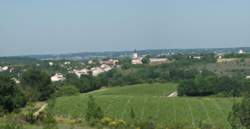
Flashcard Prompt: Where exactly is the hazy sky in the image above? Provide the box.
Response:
[1,0,250,56]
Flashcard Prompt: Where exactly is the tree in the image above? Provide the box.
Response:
[142,55,150,64]
[21,69,54,101]
[55,85,79,97]
[0,76,26,112]
[229,95,250,129]
[42,98,58,129]
[85,95,103,126]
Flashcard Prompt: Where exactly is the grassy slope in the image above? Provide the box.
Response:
[53,83,239,129]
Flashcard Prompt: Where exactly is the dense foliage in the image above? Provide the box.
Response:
[55,84,79,97]
[97,63,199,87]
[21,69,55,101]
[229,94,250,129]
[178,71,250,97]
[0,76,26,112]
[85,95,103,126]
[63,74,104,93]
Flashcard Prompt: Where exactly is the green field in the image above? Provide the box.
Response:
[53,83,239,129]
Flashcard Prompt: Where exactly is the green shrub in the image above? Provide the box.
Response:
[42,112,58,129]
[23,103,37,124]
[55,85,79,97]
[85,95,104,126]
[0,124,23,129]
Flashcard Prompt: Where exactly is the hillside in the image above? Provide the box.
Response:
[53,83,239,129]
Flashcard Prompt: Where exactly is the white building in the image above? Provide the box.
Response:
[217,58,239,64]
[101,59,119,65]
[91,67,104,76]
[149,58,170,64]
[131,50,142,65]
[11,78,20,84]
[0,66,8,72]
[132,58,142,65]
[239,49,245,54]
[193,56,201,60]
[73,69,89,78]
[51,73,65,82]
[88,60,93,64]
[2,66,8,71]
[49,62,54,66]
[101,64,112,72]
[64,61,71,65]
[133,51,139,58]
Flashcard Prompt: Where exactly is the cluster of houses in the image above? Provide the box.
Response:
[71,64,113,78]
[216,49,246,64]
[50,59,119,82]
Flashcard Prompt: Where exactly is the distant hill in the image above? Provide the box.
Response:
[2,47,250,60]
[28,47,250,60]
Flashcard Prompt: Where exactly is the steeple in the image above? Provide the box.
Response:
[133,49,138,58]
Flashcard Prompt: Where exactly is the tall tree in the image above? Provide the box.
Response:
[229,94,250,129]
[0,76,26,112]
[21,69,54,101]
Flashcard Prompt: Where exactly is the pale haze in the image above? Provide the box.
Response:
[0,0,250,56]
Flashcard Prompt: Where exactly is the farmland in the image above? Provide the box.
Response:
[53,83,239,129]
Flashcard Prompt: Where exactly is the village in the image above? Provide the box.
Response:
[1,48,250,84]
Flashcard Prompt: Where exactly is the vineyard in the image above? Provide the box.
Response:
[53,83,239,129]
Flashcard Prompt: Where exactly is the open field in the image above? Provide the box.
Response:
[53,83,239,129]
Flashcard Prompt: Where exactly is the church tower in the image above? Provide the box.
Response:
[133,49,138,59]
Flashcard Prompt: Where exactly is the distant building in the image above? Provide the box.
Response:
[133,50,139,58]
[11,78,20,84]
[73,69,89,78]
[131,50,142,65]
[51,73,65,82]
[49,62,54,66]
[193,56,201,60]
[189,56,202,60]
[239,49,245,54]
[100,64,112,72]
[2,66,8,71]
[217,58,239,64]
[64,61,71,65]
[149,58,171,64]
[91,67,104,76]
[88,60,93,64]
[0,66,8,72]
[101,59,119,66]
[91,65,113,76]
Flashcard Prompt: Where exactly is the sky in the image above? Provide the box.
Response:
[0,0,250,56]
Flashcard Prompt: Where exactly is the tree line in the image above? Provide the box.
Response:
[178,70,250,97]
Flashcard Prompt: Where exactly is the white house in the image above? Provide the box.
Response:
[64,61,71,65]
[51,73,65,82]
[88,60,93,64]
[101,59,119,65]
[11,78,20,84]
[217,58,239,64]
[0,66,8,72]
[100,64,112,72]
[193,56,201,60]
[91,67,104,76]
[49,62,54,66]
[73,69,89,78]
[239,49,245,54]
